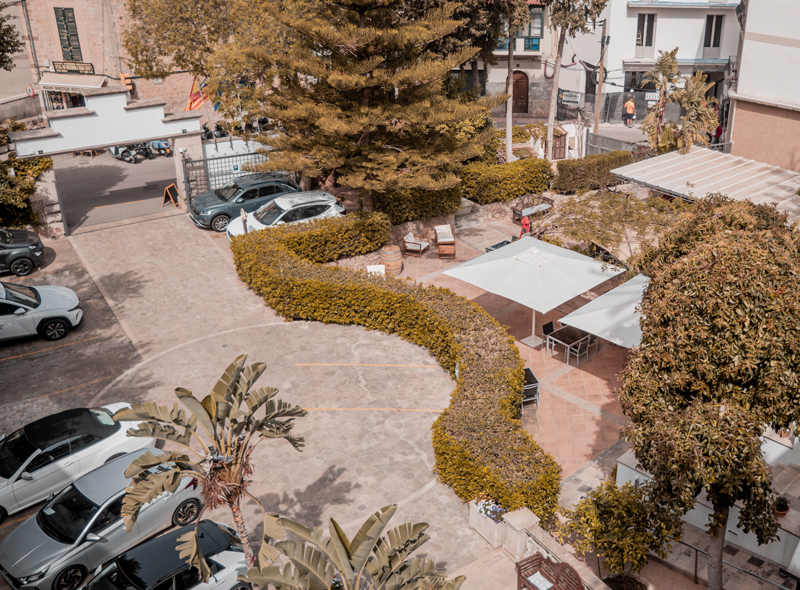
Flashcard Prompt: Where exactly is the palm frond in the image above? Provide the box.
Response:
[177,528,213,583]
[126,423,199,453]
[123,450,191,478]
[242,564,310,590]
[176,388,217,442]
[113,402,196,429]
[238,362,268,406]
[244,386,279,415]
[274,541,335,590]
[348,505,397,573]
[121,468,183,531]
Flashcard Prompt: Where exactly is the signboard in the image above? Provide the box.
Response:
[560,91,580,107]
[26,85,34,97]
[162,183,180,208]
[645,92,658,101]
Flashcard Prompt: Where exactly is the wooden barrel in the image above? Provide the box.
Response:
[381,245,403,276]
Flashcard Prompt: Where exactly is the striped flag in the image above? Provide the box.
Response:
[184,77,210,111]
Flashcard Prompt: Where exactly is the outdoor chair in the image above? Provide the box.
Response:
[522,368,540,413]
[402,232,430,257]
[434,224,456,259]
[566,336,590,368]
[588,334,600,355]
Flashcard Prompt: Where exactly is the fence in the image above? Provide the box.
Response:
[181,151,270,201]
[586,132,637,156]
[557,89,683,126]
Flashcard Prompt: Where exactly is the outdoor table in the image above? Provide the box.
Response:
[547,325,591,361]
[513,203,552,224]
[486,240,511,253]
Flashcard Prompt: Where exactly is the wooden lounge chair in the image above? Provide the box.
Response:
[434,224,455,259]
[402,232,430,257]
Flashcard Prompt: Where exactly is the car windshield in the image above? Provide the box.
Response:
[91,408,116,426]
[38,484,99,544]
[253,201,285,225]
[0,429,37,479]
[2,282,40,308]
[214,180,242,202]
[86,562,142,590]
[0,229,10,244]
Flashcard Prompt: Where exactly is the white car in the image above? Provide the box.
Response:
[0,281,83,341]
[226,191,345,240]
[0,403,155,522]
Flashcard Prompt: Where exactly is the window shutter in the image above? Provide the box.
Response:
[54,8,82,62]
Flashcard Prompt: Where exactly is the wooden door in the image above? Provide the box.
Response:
[512,72,528,114]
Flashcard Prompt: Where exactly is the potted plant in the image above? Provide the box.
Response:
[469,493,508,547]
[775,496,791,516]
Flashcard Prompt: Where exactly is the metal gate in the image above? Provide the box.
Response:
[586,132,636,156]
[181,151,270,201]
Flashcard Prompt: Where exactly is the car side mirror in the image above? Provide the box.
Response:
[46,492,55,502]
[19,472,33,481]
[235,197,244,203]
[85,533,104,543]
[14,308,26,316]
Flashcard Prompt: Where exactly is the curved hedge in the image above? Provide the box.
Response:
[231,212,561,518]
[373,186,462,225]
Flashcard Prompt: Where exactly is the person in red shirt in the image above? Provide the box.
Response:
[520,216,531,238]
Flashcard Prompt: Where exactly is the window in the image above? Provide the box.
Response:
[280,208,305,223]
[70,433,96,454]
[524,38,540,51]
[89,496,124,534]
[704,15,724,48]
[238,189,259,202]
[54,8,82,62]
[303,205,330,219]
[27,440,71,473]
[521,8,544,38]
[496,37,509,51]
[258,185,280,197]
[635,14,656,58]
[0,303,20,316]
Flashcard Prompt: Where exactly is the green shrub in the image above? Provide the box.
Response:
[496,125,533,144]
[373,187,462,225]
[461,158,554,205]
[0,154,53,228]
[231,214,562,519]
[551,150,632,194]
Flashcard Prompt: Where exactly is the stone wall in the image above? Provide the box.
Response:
[488,80,554,119]
[466,193,546,226]
[390,212,457,245]
[28,169,66,238]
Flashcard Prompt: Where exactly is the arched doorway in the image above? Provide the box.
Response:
[513,71,529,114]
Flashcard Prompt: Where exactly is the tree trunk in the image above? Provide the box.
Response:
[471,60,479,91]
[230,497,257,569]
[546,27,566,161]
[707,506,729,590]
[505,31,515,163]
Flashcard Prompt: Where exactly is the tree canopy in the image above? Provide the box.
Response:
[621,197,800,590]
[0,5,22,72]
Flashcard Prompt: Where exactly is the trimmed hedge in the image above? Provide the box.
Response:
[461,158,554,205]
[231,213,561,518]
[373,187,462,225]
[551,150,632,194]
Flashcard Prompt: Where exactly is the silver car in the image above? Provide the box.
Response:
[0,449,203,590]
[83,521,248,590]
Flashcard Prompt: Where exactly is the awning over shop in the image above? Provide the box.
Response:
[37,72,108,93]
[612,147,800,225]
[560,275,649,349]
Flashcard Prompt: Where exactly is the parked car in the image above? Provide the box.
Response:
[188,174,300,232]
[0,281,83,342]
[0,229,45,277]
[0,448,202,590]
[225,192,345,240]
[83,521,248,590]
[0,403,155,523]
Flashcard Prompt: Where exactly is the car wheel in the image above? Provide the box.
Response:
[53,565,85,590]
[172,499,201,526]
[211,215,230,232]
[105,453,127,464]
[10,258,34,276]
[40,319,70,341]
[230,583,251,590]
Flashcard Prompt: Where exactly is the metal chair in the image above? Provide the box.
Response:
[566,336,590,368]
[541,321,555,354]
[522,368,540,413]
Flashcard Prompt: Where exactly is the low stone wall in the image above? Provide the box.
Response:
[390,212,457,244]
[466,193,548,226]
[29,169,66,238]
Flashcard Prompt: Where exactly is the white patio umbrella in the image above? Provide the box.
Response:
[560,274,649,349]
[443,236,625,347]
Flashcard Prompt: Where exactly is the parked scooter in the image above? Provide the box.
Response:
[201,123,229,140]
[132,142,155,160]
[109,144,139,164]
[151,139,171,156]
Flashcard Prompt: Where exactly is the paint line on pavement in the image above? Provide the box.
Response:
[0,336,100,362]
[305,407,440,413]
[294,362,438,368]
[0,376,115,410]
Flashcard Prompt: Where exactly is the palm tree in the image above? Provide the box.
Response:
[672,72,717,153]
[113,355,307,579]
[245,504,466,590]
[640,47,681,154]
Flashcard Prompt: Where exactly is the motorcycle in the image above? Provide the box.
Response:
[151,139,171,156]
[132,142,155,160]
[109,144,139,164]
[201,123,229,140]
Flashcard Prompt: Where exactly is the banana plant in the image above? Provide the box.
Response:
[244,504,466,590]
[113,355,307,579]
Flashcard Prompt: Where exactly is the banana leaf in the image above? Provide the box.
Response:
[177,528,213,583]
[121,468,183,531]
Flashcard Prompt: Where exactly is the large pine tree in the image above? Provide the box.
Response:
[242,0,499,192]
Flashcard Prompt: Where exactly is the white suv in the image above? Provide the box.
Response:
[0,281,83,341]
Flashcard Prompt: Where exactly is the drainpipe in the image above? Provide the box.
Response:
[20,0,41,82]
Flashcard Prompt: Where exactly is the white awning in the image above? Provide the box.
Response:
[38,72,107,92]
[560,274,649,349]
[443,236,625,346]
[612,147,800,225]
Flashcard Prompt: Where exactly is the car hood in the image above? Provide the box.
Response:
[5,230,42,247]
[0,515,69,577]
[34,286,79,312]
[191,190,227,212]
[226,215,266,238]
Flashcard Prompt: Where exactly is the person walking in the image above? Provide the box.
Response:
[520,215,531,239]
[624,95,636,128]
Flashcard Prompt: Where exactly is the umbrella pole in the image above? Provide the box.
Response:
[521,309,542,349]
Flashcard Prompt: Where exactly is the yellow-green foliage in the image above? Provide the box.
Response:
[551,151,632,194]
[373,187,462,225]
[461,159,554,205]
[231,213,562,518]
[496,125,533,144]
[0,153,53,228]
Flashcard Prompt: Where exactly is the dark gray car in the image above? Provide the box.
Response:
[0,229,45,277]
[188,174,299,232]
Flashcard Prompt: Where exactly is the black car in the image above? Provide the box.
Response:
[188,174,299,232]
[0,229,45,277]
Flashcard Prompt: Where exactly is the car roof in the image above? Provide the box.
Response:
[273,191,336,209]
[117,521,234,589]
[236,174,294,189]
[73,447,161,505]
[23,408,119,451]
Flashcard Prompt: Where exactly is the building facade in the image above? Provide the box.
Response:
[14,0,194,116]
[726,0,800,171]
[0,0,37,120]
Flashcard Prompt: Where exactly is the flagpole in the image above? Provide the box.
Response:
[200,78,218,153]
